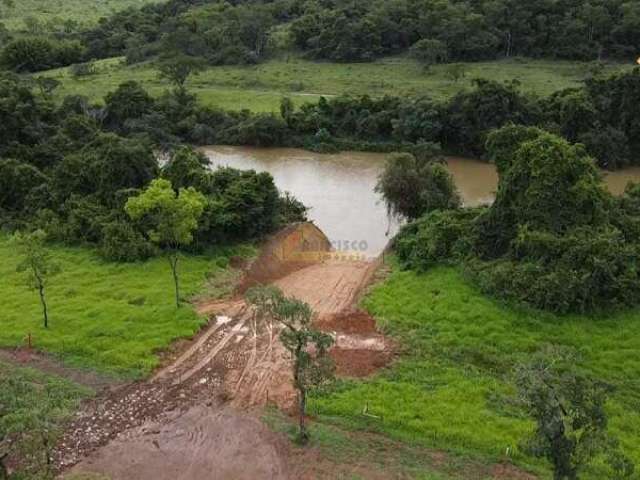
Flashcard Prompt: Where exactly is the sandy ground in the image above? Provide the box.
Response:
[69,406,289,480]
[274,259,376,317]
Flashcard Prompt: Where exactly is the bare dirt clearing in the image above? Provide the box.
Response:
[69,406,289,480]
[57,223,391,479]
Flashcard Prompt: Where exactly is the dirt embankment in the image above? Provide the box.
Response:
[237,222,332,293]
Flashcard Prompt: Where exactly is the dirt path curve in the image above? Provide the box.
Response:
[60,223,389,480]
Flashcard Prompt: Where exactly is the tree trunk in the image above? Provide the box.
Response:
[0,458,7,480]
[298,388,308,444]
[293,343,309,444]
[169,253,180,308]
[38,283,48,329]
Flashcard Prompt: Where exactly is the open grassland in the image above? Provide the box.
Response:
[41,56,634,112]
[0,236,253,378]
[311,264,640,479]
[0,361,91,457]
[0,0,157,30]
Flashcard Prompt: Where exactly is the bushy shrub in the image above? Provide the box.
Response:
[100,220,156,262]
[395,208,480,270]
[468,226,640,313]
[278,192,309,225]
[376,152,460,221]
[1,38,84,72]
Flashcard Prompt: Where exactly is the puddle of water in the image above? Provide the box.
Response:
[201,146,640,257]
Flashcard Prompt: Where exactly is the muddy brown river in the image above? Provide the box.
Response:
[202,146,640,257]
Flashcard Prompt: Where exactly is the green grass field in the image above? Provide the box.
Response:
[0,361,92,476]
[311,263,640,479]
[0,235,252,378]
[0,0,157,30]
[40,56,635,112]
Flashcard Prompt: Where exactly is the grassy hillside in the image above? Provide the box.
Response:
[312,263,640,479]
[40,56,634,112]
[0,0,157,30]
[0,236,252,378]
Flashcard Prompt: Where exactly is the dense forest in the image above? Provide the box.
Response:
[1,0,639,72]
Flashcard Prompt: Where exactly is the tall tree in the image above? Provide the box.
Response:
[246,286,334,444]
[157,54,204,95]
[125,179,205,308]
[516,348,634,479]
[13,230,60,329]
[376,151,460,221]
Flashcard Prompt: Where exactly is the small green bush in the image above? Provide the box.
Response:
[100,220,156,262]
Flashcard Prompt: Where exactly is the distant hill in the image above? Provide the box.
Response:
[0,0,158,30]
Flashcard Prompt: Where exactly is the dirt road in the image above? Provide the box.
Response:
[60,223,391,480]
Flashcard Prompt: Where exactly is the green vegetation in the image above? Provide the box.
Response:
[126,179,206,308]
[0,0,157,31]
[40,56,633,112]
[376,150,461,221]
[396,127,640,313]
[13,230,61,329]
[312,264,640,478]
[0,361,91,478]
[33,0,637,70]
[0,235,252,378]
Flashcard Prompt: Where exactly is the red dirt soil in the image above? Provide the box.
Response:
[316,310,378,334]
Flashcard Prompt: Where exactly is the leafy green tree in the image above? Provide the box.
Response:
[489,132,609,240]
[486,124,547,176]
[579,126,631,170]
[104,81,154,131]
[51,133,158,206]
[157,54,205,94]
[445,79,538,155]
[13,230,60,329]
[280,97,295,126]
[0,159,48,215]
[0,37,53,72]
[0,73,53,157]
[246,286,334,444]
[542,89,596,142]
[161,146,209,191]
[410,38,448,68]
[125,179,205,307]
[516,348,634,480]
[376,152,460,221]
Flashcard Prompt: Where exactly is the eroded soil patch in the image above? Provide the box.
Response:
[69,406,290,480]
